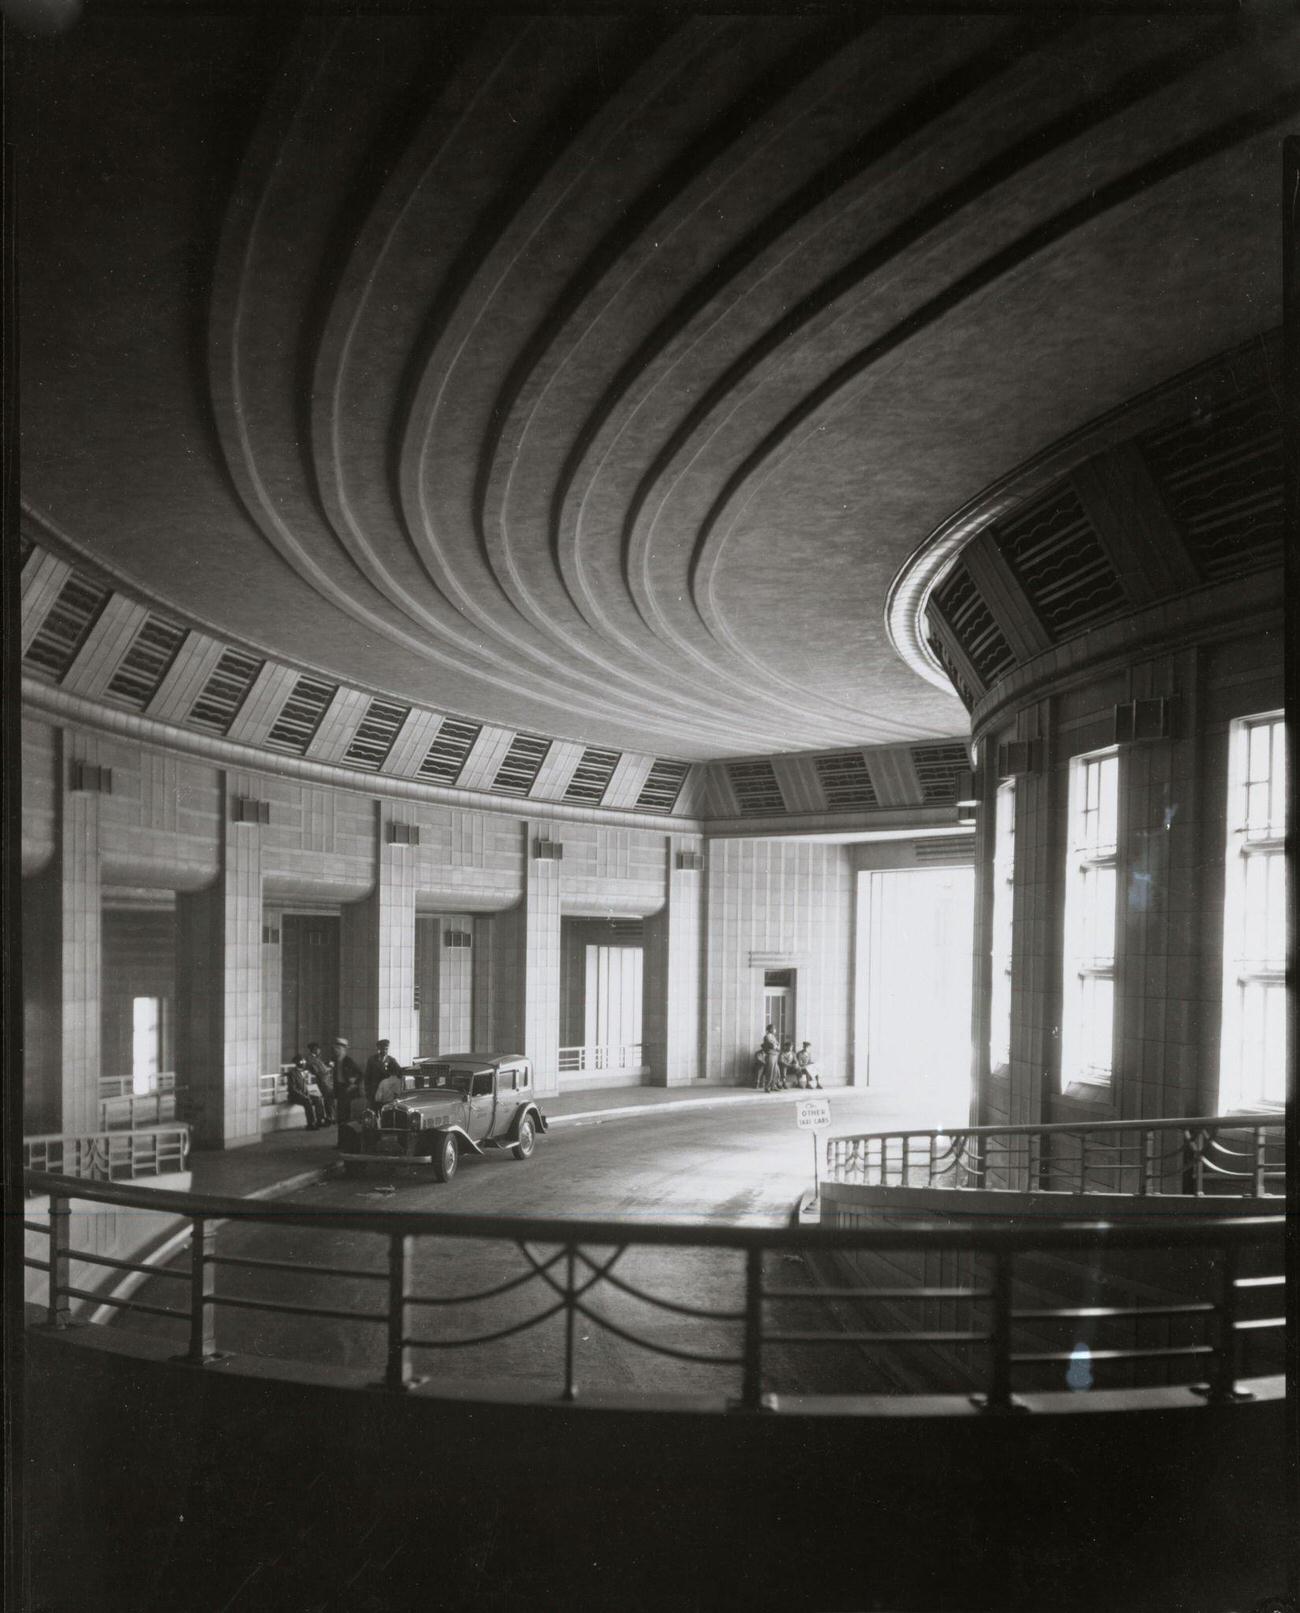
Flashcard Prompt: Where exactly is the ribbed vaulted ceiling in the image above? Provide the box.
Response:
[16,11,1300,758]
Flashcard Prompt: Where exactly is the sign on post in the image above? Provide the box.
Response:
[795,1097,831,1204]
[796,1098,831,1131]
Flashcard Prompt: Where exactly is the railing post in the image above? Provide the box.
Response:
[1076,1133,1089,1193]
[740,1246,765,1411]
[1195,1238,1253,1405]
[385,1233,412,1393]
[1252,1127,1267,1199]
[971,1136,986,1190]
[46,1193,72,1329]
[561,1245,578,1402]
[1139,1128,1155,1196]
[973,1249,1021,1414]
[901,1134,911,1186]
[186,1216,217,1363]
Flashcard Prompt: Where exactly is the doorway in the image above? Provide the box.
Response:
[857,867,974,1123]
[763,969,796,1046]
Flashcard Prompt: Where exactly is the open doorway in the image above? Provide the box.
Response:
[763,969,796,1046]
[856,867,974,1124]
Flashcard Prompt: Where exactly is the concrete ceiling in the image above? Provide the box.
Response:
[15,10,1299,760]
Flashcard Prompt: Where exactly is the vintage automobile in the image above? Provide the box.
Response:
[339,1051,547,1182]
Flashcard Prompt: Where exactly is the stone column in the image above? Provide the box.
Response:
[339,805,418,1064]
[176,769,264,1149]
[57,732,105,1135]
[492,825,562,1094]
[643,836,704,1085]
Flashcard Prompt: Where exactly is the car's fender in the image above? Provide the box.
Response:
[510,1102,547,1138]
[425,1123,484,1156]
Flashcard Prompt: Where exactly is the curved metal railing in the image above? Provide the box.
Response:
[825,1114,1285,1197]
[23,1170,1284,1413]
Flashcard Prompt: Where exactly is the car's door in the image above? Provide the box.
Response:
[491,1064,523,1139]
[466,1070,496,1141]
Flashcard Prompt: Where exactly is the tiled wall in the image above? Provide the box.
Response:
[702,839,853,1086]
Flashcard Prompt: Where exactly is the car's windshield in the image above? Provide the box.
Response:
[425,1069,477,1094]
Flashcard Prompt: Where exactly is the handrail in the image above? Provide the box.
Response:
[836,1112,1281,1140]
[826,1113,1285,1198]
[23,1170,1284,1411]
[558,1043,645,1073]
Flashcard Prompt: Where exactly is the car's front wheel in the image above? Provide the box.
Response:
[511,1115,536,1161]
[431,1131,459,1183]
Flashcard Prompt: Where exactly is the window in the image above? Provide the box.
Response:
[131,996,162,1093]
[1220,713,1286,1110]
[989,780,1016,1070]
[1060,750,1119,1088]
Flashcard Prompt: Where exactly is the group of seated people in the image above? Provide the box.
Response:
[284,1037,405,1134]
[752,1027,822,1092]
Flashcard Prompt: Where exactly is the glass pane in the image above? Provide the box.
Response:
[132,996,160,1090]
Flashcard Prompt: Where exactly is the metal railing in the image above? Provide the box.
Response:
[100,1089,186,1131]
[259,1071,290,1107]
[558,1043,645,1074]
[99,1072,178,1101]
[22,1170,1283,1411]
[826,1115,1286,1198]
[23,1127,190,1184]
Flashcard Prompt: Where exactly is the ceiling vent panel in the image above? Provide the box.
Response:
[23,572,109,680]
[418,719,481,786]
[564,747,621,804]
[995,485,1125,640]
[636,759,690,815]
[104,614,188,710]
[492,734,551,797]
[814,751,879,810]
[1138,389,1284,583]
[910,741,971,803]
[929,563,1016,688]
[726,759,786,817]
[344,698,411,772]
[926,633,976,711]
[914,835,975,862]
[265,675,338,755]
[188,648,264,735]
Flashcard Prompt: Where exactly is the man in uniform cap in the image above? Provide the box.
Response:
[364,1038,402,1108]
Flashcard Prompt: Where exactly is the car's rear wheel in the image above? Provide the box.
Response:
[431,1131,459,1183]
[511,1115,536,1161]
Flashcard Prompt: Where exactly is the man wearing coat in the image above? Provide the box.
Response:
[364,1039,403,1107]
[331,1037,365,1149]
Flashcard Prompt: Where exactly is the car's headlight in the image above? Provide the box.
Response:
[362,1112,378,1129]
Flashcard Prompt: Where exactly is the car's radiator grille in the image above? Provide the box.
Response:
[380,1106,417,1131]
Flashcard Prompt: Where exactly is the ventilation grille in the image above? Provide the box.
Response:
[564,747,621,804]
[911,742,971,803]
[1139,390,1284,583]
[814,751,879,809]
[418,719,480,785]
[105,615,187,710]
[926,633,976,711]
[493,734,551,797]
[266,675,337,754]
[726,759,786,817]
[996,485,1125,640]
[443,929,472,949]
[188,648,263,735]
[23,572,109,679]
[914,835,975,862]
[345,698,410,771]
[636,759,690,815]
[930,563,1016,687]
